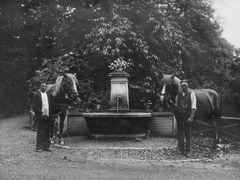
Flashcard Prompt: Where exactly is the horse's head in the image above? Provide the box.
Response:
[61,73,79,101]
[158,75,181,105]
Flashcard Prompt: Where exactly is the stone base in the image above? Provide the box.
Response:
[87,133,146,139]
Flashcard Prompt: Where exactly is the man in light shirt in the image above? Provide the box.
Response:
[32,82,73,152]
[175,80,196,157]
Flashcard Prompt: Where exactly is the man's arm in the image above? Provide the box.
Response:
[32,92,42,115]
[175,95,178,107]
[188,92,197,122]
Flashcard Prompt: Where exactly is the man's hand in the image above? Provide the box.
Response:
[188,117,193,123]
[188,109,196,123]
[168,99,173,104]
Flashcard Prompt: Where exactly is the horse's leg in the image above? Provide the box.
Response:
[211,117,221,150]
[49,117,55,144]
[58,111,67,145]
[50,117,58,144]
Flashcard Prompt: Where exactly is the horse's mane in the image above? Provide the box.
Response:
[45,76,64,97]
[67,73,79,86]
[172,76,182,95]
[53,76,64,96]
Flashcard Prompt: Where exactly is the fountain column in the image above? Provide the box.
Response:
[109,71,130,112]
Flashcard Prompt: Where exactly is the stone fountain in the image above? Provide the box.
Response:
[83,71,152,138]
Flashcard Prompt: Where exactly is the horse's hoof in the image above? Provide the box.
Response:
[50,138,56,144]
[185,152,191,158]
[215,144,223,151]
[59,140,65,145]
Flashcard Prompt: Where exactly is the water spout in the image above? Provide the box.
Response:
[116,95,121,113]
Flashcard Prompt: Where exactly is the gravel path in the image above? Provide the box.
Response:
[1,115,240,180]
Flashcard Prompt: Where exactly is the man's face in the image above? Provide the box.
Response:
[181,85,188,92]
[40,83,47,92]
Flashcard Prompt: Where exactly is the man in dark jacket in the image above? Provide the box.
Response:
[32,82,72,152]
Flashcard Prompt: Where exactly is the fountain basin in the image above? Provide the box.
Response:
[83,112,152,138]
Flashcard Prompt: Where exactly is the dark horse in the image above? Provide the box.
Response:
[159,75,222,152]
[46,73,79,145]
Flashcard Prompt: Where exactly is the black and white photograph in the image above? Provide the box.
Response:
[0,0,240,179]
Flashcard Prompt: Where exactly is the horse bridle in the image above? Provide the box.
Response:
[160,76,174,100]
[61,74,79,99]
[67,91,79,97]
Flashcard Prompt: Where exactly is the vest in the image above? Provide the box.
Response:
[177,91,191,116]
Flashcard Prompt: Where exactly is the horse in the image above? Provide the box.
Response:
[158,75,222,154]
[46,73,79,145]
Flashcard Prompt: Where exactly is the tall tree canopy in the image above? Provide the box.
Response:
[1,0,240,116]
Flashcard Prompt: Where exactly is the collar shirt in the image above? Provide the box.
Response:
[41,91,49,116]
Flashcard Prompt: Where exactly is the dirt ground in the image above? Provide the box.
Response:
[1,115,240,180]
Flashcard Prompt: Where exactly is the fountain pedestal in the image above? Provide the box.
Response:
[109,71,130,111]
[83,70,152,138]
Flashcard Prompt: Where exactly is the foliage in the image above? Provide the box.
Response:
[108,57,130,71]
[1,0,240,115]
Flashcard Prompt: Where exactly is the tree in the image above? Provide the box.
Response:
[27,0,235,110]
[1,0,238,116]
